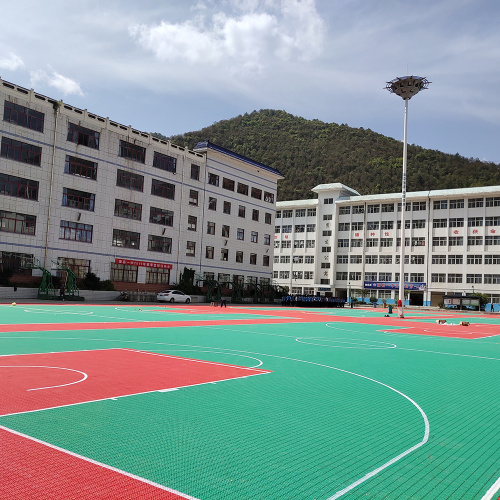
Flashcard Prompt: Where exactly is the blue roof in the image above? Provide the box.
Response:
[194,141,283,177]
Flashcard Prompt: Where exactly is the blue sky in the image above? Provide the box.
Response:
[1,0,499,164]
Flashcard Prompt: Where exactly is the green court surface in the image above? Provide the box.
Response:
[1,304,499,499]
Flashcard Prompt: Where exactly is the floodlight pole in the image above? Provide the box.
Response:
[385,75,430,318]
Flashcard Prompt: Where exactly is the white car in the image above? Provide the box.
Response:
[157,290,191,303]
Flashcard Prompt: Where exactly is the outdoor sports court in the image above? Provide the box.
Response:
[1,303,499,500]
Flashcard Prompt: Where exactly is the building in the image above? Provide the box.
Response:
[274,183,500,308]
[0,78,283,290]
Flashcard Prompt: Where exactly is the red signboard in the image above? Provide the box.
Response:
[114,258,172,269]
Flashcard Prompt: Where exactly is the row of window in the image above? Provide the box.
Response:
[335,255,426,265]
[275,224,316,233]
[336,272,424,282]
[430,274,500,284]
[433,197,500,209]
[207,173,274,204]
[206,247,269,266]
[206,196,272,222]
[274,255,316,264]
[274,240,316,249]
[276,208,317,218]
[273,271,314,280]
[334,236,500,248]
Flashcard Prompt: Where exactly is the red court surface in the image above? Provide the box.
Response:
[0,348,271,416]
[0,426,194,500]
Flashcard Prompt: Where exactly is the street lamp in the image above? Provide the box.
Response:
[385,76,430,318]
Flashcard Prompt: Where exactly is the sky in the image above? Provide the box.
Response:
[1,0,499,164]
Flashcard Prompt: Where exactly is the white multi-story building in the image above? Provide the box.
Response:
[274,183,500,308]
[0,78,282,290]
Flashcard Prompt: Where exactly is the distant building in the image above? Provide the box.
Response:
[274,183,500,308]
[0,78,283,290]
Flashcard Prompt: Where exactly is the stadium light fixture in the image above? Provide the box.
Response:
[385,76,430,318]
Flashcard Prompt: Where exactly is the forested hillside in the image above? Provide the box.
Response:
[155,110,500,201]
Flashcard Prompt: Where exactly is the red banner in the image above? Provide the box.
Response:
[114,258,172,270]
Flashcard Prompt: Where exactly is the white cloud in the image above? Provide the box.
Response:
[129,0,326,75]
[0,53,25,71]
[30,69,83,96]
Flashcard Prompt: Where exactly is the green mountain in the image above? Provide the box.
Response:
[155,109,500,201]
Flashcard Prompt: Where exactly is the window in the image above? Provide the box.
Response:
[485,236,500,246]
[433,237,447,246]
[274,241,280,249]
[305,256,315,264]
[4,100,44,132]
[221,249,228,261]
[381,203,395,213]
[468,198,483,208]
[276,211,282,219]
[295,225,305,233]
[336,272,348,280]
[338,239,349,248]
[447,274,462,283]
[306,240,315,248]
[352,205,364,214]
[114,199,142,220]
[188,215,197,231]
[208,197,217,210]
[351,222,364,231]
[1,137,41,166]
[466,274,482,284]
[486,197,500,207]
[450,199,464,209]
[264,191,274,203]
[307,208,316,216]
[151,179,175,200]
[324,198,334,205]
[191,164,200,180]
[322,246,332,252]
[398,202,411,212]
[467,236,483,246]
[485,255,500,265]
[323,230,332,236]
[485,216,500,226]
[208,173,219,186]
[432,255,446,264]
[250,253,257,265]
[207,221,215,235]
[206,246,214,259]
[433,200,447,210]
[218,272,230,281]
[62,187,95,211]
[321,263,331,269]
[380,256,392,264]
[449,218,464,228]
[411,255,425,264]
[412,220,426,229]
[65,155,97,180]
[484,274,500,284]
[275,226,281,234]
[238,205,246,218]
[149,207,173,226]
[397,237,410,247]
[467,255,482,265]
[148,235,172,253]
[468,217,483,227]
[265,212,272,224]
[431,274,446,283]
[237,228,244,240]
[449,236,463,246]
[112,229,140,249]
[251,231,258,243]
[252,209,260,221]
[295,209,306,217]
[410,273,424,282]
[189,190,199,206]
[1,210,36,235]
[67,122,99,149]
[320,279,330,285]
[146,267,170,285]
[279,271,290,279]
[116,169,144,192]
[448,255,463,264]
[236,251,243,263]
[223,177,235,191]
[380,221,394,230]
[282,210,293,218]
[222,225,230,237]
[304,272,314,280]
[119,140,145,163]
[264,234,270,245]
[306,224,316,232]
[223,201,231,214]
[367,221,379,230]
[350,272,362,281]
[153,152,176,173]
[186,241,196,257]
[282,225,292,233]
[110,263,137,283]
[237,182,248,195]
[263,255,270,267]
[337,255,348,264]
[251,187,262,200]
[433,219,447,228]
[339,223,350,231]
[351,239,363,247]
[411,237,425,246]
[380,273,392,281]
[367,204,380,213]
[294,240,304,248]
[366,238,378,247]
[397,220,411,229]
[412,201,426,211]
[380,238,393,247]
[0,174,38,200]
[365,255,378,264]
[324,214,333,220]
[0,251,34,275]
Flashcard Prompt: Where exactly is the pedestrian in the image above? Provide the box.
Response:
[220,297,227,308]
[59,283,65,300]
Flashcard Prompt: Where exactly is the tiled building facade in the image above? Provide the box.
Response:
[274,183,500,308]
[0,79,282,289]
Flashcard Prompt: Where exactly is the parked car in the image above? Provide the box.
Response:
[157,290,191,303]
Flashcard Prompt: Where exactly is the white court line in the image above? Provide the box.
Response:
[0,425,200,500]
[0,365,87,391]
[295,337,397,350]
[482,475,500,500]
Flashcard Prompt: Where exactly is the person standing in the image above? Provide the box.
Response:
[59,283,65,300]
